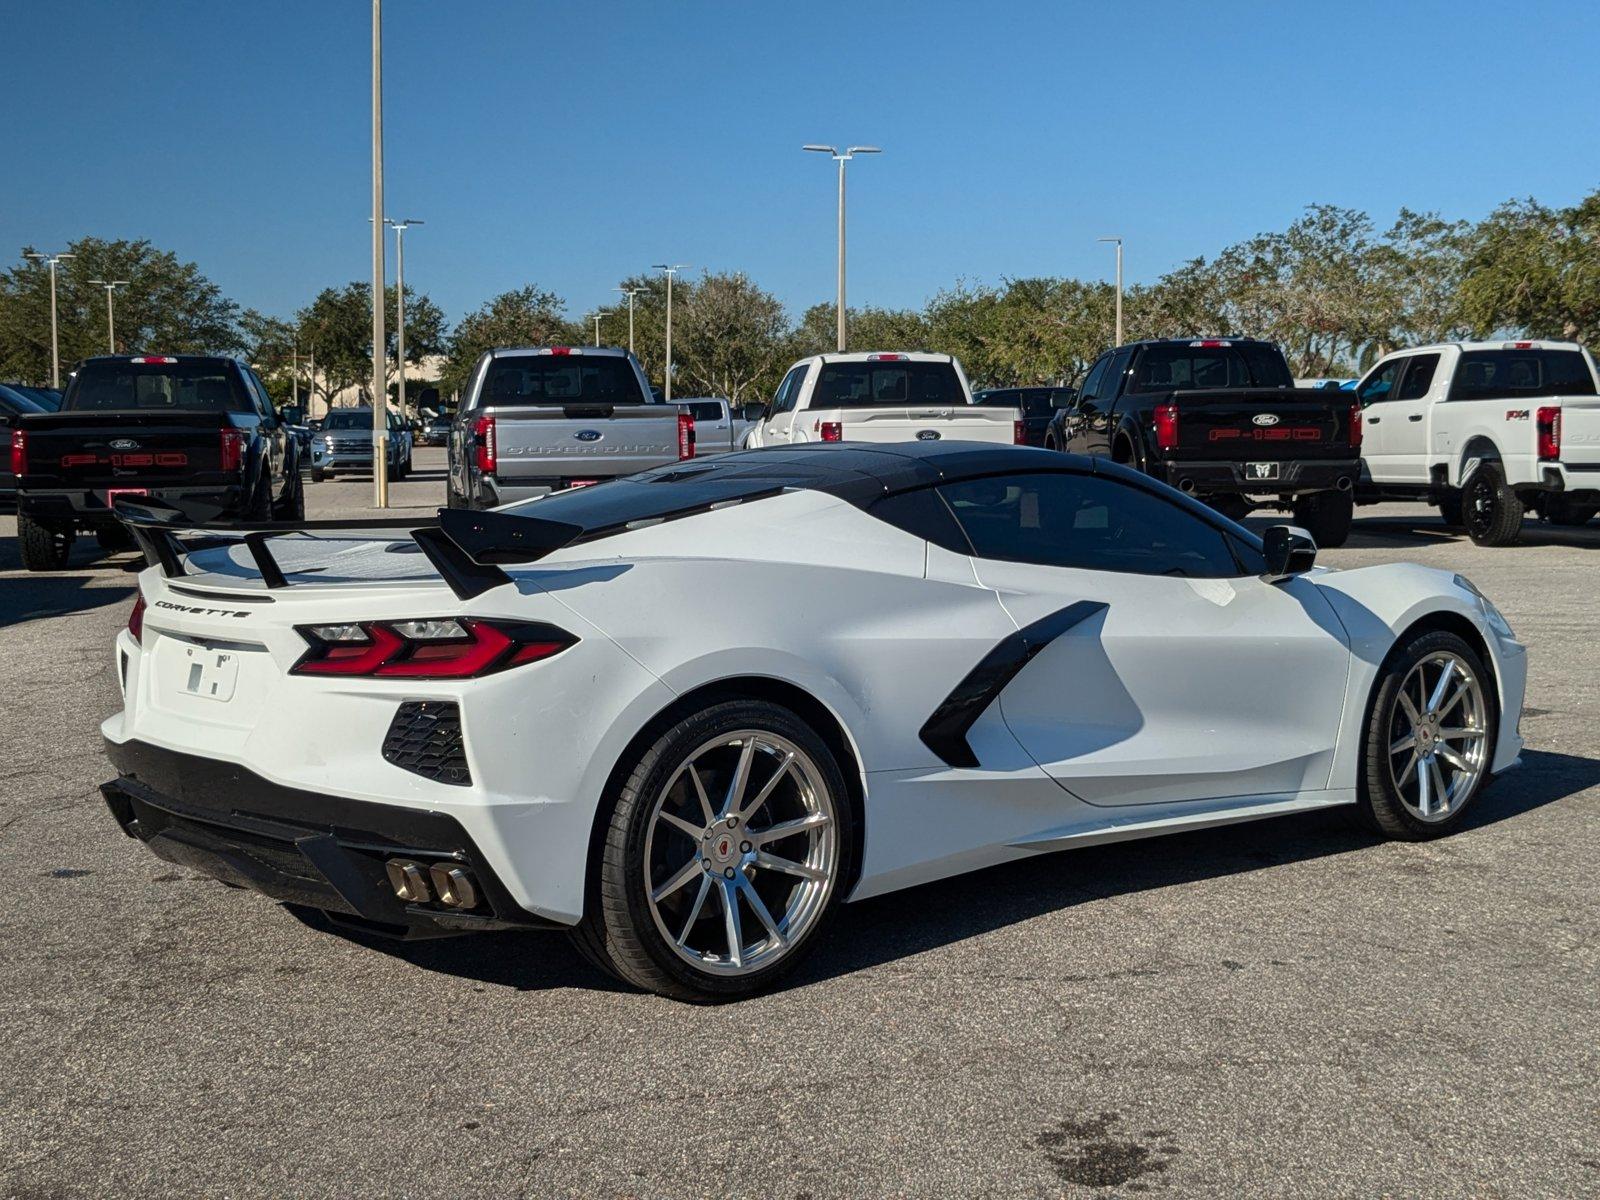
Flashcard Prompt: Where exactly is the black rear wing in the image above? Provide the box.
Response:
[113,497,587,601]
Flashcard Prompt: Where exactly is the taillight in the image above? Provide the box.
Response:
[1013,419,1026,445]
[1348,402,1363,450]
[677,410,696,460]
[1154,403,1180,450]
[291,618,575,679]
[474,415,496,473]
[1537,406,1561,460]
[219,429,247,473]
[127,593,146,644]
[9,429,25,476]
[818,421,843,442]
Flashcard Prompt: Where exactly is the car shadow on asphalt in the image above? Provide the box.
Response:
[303,747,1599,997]
[1243,513,1600,551]
[0,536,140,628]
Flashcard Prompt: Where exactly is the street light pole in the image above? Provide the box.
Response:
[593,312,603,347]
[651,264,684,402]
[803,144,881,352]
[87,279,128,354]
[370,0,389,507]
[1098,237,1124,345]
[25,251,76,387]
[615,286,643,354]
[385,218,423,422]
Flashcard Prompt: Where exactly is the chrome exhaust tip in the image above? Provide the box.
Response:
[429,864,480,910]
[385,859,431,903]
[1336,476,1353,492]
[1178,478,1196,494]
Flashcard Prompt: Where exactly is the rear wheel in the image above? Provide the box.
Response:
[273,470,306,521]
[310,466,326,483]
[1292,489,1353,548]
[18,514,74,571]
[1540,495,1597,527]
[1358,630,1496,840]
[1462,463,1524,546]
[575,699,854,1002]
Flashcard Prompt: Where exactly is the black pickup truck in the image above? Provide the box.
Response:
[12,355,303,570]
[1044,338,1361,546]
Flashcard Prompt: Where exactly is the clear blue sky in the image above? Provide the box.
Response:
[5,0,1598,325]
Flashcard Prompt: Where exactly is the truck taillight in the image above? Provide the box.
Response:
[677,410,696,460]
[818,421,843,442]
[127,593,146,644]
[219,429,247,472]
[9,429,25,476]
[1013,419,1026,445]
[474,415,496,473]
[1537,406,1561,460]
[1348,402,1363,450]
[1154,403,1180,450]
[291,618,575,679]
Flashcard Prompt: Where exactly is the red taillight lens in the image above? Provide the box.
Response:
[1013,419,1026,445]
[127,593,146,644]
[677,410,696,460]
[9,429,25,476]
[291,618,575,679]
[1154,403,1180,450]
[1537,405,1561,460]
[219,429,247,473]
[474,415,496,473]
[819,421,843,442]
[1348,402,1363,450]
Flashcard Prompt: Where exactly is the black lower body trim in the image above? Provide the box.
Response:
[102,738,557,938]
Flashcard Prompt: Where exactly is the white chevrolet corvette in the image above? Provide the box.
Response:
[102,443,1525,1001]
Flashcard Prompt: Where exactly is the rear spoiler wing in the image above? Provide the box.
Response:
[113,498,586,602]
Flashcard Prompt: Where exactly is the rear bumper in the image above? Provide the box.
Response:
[476,474,627,506]
[1160,457,1359,497]
[101,738,558,939]
[20,484,246,528]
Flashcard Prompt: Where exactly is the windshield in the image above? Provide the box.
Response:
[0,385,45,414]
[324,410,375,430]
[1448,350,1597,400]
[65,360,250,412]
[813,361,965,408]
[1128,344,1292,394]
[481,355,646,406]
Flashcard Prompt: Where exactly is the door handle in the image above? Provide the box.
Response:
[1407,414,1423,422]
[1367,416,1380,424]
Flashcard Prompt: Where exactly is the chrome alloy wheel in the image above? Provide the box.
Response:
[1387,651,1489,822]
[643,731,838,976]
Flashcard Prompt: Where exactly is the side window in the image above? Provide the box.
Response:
[1102,348,1135,400]
[1397,354,1440,402]
[937,471,1243,578]
[1078,355,1111,404]
[1357,358,1405,406]
[771,365,804,414]
[243,369,273,418]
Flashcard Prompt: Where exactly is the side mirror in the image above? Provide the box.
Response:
[741,402,766,421]
[1262,525,1317,582]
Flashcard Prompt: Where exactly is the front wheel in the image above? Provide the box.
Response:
[1358,630,1497,839]
[19,514,74,571]
[575,699,854,1001]
[1292,489,1353,548]
[1462,463,1524,546]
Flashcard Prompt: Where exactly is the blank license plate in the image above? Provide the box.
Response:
[1245,462,1281,481]
[182,646,240,702]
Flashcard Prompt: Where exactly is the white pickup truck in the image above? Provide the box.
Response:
[676,397,762,456]
[744,352,1021,448]
[1355,340,1600,545]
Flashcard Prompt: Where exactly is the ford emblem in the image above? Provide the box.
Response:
[574,429,602,442]
[916,429,941,441]
[109,438,140,450]
[1252,413,1280,427]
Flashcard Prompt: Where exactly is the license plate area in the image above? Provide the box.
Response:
[104,487,149,510]
[1245,461,1281,482]
[180,645,240,702]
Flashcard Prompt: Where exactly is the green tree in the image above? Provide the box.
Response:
[671,272,789,403]
[1458,195,1600,344]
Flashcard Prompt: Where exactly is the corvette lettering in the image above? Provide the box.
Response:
[152,600,251,619]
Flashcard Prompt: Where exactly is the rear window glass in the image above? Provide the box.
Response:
[65,361,249,412]
[685,402,724,422]
[1448,350,1597,400]
[0,385,45,414]
[481,356,646,406]
[1128,344,1292,394]
[324,410,375,430]
[974,388,1069,416]
[812,362,964,408]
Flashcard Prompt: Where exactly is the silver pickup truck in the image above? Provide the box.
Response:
[446,346,692,508]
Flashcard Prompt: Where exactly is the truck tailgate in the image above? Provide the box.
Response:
[1165,389,1352,460]
[1556,396,1600,468]
[18,410,231,489]
[489,405,680,480]
[821,406,1019,444]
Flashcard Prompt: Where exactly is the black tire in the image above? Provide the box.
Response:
[1542,496,1597,527]
[95,525,134,551]
[310,467,326,483]
[1292,489,1354,549]
[574,698,856,1002]
[18,514,74,571]
[1208,495,1251,522]
[1462,463,1524,546]
[273,469,306,521]
[245,475,273,522]
[1437,489,1464,528]
[1357,629,1498,841]
[445,479,463,509]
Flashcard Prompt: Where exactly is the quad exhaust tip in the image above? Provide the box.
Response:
[385,858,480,910]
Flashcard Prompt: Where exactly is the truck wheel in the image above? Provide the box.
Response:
[1292,490,1353,549]
[274,472,306,521]
[95,525,134,552]
[1541,496,1597,527]
[310,467,326,483]
[1437,489,1464,528]
[1462,463,1523,546]
[18,514,74,571]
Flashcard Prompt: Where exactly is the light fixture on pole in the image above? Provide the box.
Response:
[370,0,389,507]
[24,251,76,388]
[384,218,423,422]
[803,144,881,352]
[87,279,128,354]
[1097,236,1124,346]
[593,311,605,347]
[651,264,685,403]
[615,286,643,354]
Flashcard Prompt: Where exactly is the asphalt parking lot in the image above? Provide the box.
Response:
[3,446,1596,1198]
